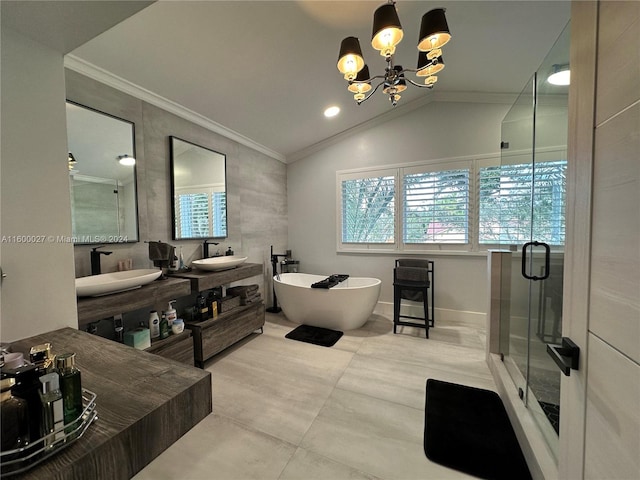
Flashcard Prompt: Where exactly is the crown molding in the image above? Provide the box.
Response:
[64,55,286,163]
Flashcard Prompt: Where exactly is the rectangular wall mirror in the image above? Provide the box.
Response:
[170,136,227,240]
[66,101,139,244]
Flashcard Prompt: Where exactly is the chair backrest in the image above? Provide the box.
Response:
[395,258,433,271]
[394,266,430,284]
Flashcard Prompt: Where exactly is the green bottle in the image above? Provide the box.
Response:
[55,353,83,434]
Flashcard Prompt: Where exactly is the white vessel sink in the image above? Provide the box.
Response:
[191,256,248,271]
[76,268,162,297]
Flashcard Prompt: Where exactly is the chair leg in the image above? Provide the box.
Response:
[393,286,400,334]
[423,288,429,339]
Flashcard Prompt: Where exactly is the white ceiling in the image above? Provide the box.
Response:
[6,1,571,163]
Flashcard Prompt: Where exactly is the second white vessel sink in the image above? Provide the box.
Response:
[191,256,248,271]
[76,269,162,297]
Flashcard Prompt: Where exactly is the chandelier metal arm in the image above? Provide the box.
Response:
[405,78,435,89]
[356,80,387,105]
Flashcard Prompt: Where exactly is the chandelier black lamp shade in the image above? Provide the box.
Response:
[416,52,445,81]
[337,1,451,106]
[417,8,451,51]
[337,36,365,81]
[371,3,404,57]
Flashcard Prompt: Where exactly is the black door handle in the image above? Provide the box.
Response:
[521,241,550,280]
[547,337,580,376]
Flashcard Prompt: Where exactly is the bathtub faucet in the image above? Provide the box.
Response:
[267,245,287,313]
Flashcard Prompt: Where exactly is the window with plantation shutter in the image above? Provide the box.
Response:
[340,171,396,244]
[479,160,566,245]
[402,165,470,244]
[175,188,227,239]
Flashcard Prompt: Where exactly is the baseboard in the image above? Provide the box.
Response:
[489,353,559,480]
[375,301,485,330]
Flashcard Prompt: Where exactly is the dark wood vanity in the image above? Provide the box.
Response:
[76,262,265,368]
[169,263,265,368]
[8,328,211,480]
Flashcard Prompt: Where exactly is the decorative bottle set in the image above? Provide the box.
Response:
[1,344,84,456]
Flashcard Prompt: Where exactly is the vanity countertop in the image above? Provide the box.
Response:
[76,276,191,327]
[8,327,212,480]
[168,262,263,292]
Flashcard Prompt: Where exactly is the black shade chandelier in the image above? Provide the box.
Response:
[337,1,451,106]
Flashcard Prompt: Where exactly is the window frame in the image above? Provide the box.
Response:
[336,149,566,255]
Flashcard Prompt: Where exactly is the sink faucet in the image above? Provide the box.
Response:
[203,240,219,258]
[90,246,112,275]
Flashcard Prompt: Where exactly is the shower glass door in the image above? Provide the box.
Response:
[499,22,570,459]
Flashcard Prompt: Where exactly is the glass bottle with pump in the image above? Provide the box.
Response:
[55,353,82,434]
[39,372,64,447]
[9,364,44,446]
[0,377,29,452]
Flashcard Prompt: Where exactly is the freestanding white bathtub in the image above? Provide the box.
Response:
[273,273,381,331]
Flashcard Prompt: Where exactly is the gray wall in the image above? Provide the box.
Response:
[287,100,514,320]
[66,70,288,307]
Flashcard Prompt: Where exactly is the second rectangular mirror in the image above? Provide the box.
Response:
[170,136,227,240]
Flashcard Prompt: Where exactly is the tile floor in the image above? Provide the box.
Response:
[134,311,496,480]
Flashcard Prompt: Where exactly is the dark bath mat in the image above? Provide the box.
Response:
[424,379,532,480]
[285,324,343,347]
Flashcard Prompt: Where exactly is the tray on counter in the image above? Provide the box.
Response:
[0,389,98,477]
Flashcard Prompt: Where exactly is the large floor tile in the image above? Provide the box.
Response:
[133,414,296,480]
[337,354,495,410]
[279,448,382,480]
[300,388,477,480]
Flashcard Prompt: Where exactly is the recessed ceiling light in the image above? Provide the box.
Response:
[324,106,340,118]
[547,65,570,86]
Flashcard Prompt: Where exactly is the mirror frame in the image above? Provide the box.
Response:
[169,136,228,240]
[66,100,140,245]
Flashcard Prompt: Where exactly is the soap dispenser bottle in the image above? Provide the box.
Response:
[0,377,29,452]
[225,247,234,256]
[39,372,64,447]
[165,300,177,326]
[55,353,83,434]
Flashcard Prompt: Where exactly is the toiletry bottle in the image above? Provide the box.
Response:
[166,300,177,326]
[39,372,64,447]
[55,353,83,434]
[195,294,207,321]
[149,310,160,339]
[206,290,216,318]
[0,377,29,452]
[225,247,234,256]
[10,364,44,445]
[178,246,185,270]
[159,313,169,339]
[168,247,179,272]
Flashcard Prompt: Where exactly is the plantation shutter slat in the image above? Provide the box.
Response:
[341,175,395,243]
[478,160,566,245]
[402,168,470,244]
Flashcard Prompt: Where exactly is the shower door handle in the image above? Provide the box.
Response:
[521,241,550,280]
[547,337,580,376]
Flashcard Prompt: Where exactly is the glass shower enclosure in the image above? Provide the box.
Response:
[498,23,570,458]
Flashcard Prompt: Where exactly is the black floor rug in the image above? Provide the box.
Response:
[424,379,532,480]
[285,324,343,347]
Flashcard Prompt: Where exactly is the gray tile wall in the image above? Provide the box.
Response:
[66,69,287,301]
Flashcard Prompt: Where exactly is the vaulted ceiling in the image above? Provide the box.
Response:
[4,1,571,162]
